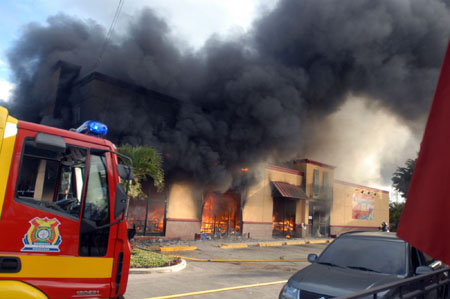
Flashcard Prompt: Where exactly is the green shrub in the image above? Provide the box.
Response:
[130,248,177,268]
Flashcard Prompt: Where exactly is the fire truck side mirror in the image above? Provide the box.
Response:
[35,133,66,152]
[114,183,127,219]
[117,164,134,180]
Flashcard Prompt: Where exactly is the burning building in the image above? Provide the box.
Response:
[30,61,389,240]
[8,0,450,241]
[127,159,389,240]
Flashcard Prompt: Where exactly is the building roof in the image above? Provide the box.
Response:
[266,165,304,176]
[294,158,336,169]
[334,180,389,194]
[272,181,309,200]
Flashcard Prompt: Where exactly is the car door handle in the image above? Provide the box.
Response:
[0,256,21,273]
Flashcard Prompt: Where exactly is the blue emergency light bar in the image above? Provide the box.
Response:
[75,121,108,137]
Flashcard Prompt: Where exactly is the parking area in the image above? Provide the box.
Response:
[125,241,328,299]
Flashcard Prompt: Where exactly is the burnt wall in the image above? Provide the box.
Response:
[67,72,179,145]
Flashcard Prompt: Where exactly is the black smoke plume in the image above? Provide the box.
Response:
[6,0,450,190]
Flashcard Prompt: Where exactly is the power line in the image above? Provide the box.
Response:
[92,0,124,72]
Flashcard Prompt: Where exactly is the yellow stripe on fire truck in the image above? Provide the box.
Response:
[0,255,113,279]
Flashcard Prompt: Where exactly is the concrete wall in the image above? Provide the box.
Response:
[165,219,201,240]
[295,200,309,237]
[69,73,178,144]
[242,172,272,239]
[292,159,336,237]
[165,182,203,240]
[242,166,305,239]
[330,181,389,236]
[241,223,273,239]
[292,159,335,198]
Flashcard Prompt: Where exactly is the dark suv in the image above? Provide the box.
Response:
[279,231,443,298]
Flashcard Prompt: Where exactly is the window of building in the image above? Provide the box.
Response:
[312,169,320,197]
[323,172,329,187]
[322,172,330,199]
[127,183,167,236]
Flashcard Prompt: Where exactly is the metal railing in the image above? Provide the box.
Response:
[337,267,450,299]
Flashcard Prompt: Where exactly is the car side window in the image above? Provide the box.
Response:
[15,138,87,219]
[411,247,422,270]
[412,247,437,269]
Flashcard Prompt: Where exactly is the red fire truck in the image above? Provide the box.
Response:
[0,106,134,298]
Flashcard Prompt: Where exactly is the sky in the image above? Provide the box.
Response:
[0,0,439,197]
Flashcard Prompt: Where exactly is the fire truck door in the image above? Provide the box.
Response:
[79,153,111,257]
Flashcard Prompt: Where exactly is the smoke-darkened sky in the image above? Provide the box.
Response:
[4,0,450,192]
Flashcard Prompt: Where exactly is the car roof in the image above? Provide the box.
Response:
[339,231,403,241]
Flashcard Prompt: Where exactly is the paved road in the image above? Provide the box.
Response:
[125,242,328,299]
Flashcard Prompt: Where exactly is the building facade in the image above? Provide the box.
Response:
[44,61,389,240]
[128,159,389,240]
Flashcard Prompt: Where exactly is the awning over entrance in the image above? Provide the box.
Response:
[272,181,308,200]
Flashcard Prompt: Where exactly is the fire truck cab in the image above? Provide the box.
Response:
[0,107,133,298]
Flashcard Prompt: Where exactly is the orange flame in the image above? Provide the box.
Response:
[147,207,165,233]
[127,200,165,234]
[201,192,241,234]
[272,215,295,234]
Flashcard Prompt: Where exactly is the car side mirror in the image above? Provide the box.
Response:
[308,253,318,263]
[429,260,442,269]
[415,266,433,275]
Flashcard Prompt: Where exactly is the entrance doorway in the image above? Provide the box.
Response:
[309,203,330,237]
[272,198,296,237]
[201,191,241,237]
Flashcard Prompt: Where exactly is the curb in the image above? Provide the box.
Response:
[149,239,332,252]
[160,246,197,252]
[129,259,187,274]
[219,239,332,249]
[284,240,306,245]
[219,243,248,249]
[258,242,284,247]
[307,239,332,244]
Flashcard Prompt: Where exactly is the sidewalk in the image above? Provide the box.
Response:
[136,236,333,252]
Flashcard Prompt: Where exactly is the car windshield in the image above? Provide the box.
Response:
[317,237,407,275]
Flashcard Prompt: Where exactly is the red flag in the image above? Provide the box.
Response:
[397,38,450,265]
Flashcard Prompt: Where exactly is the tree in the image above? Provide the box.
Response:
[389,201,405,232]
[118,144,164,198]
[392,158,416,198]
[390,158,416,231]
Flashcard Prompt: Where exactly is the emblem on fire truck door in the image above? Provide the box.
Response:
[21,217,62,252]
